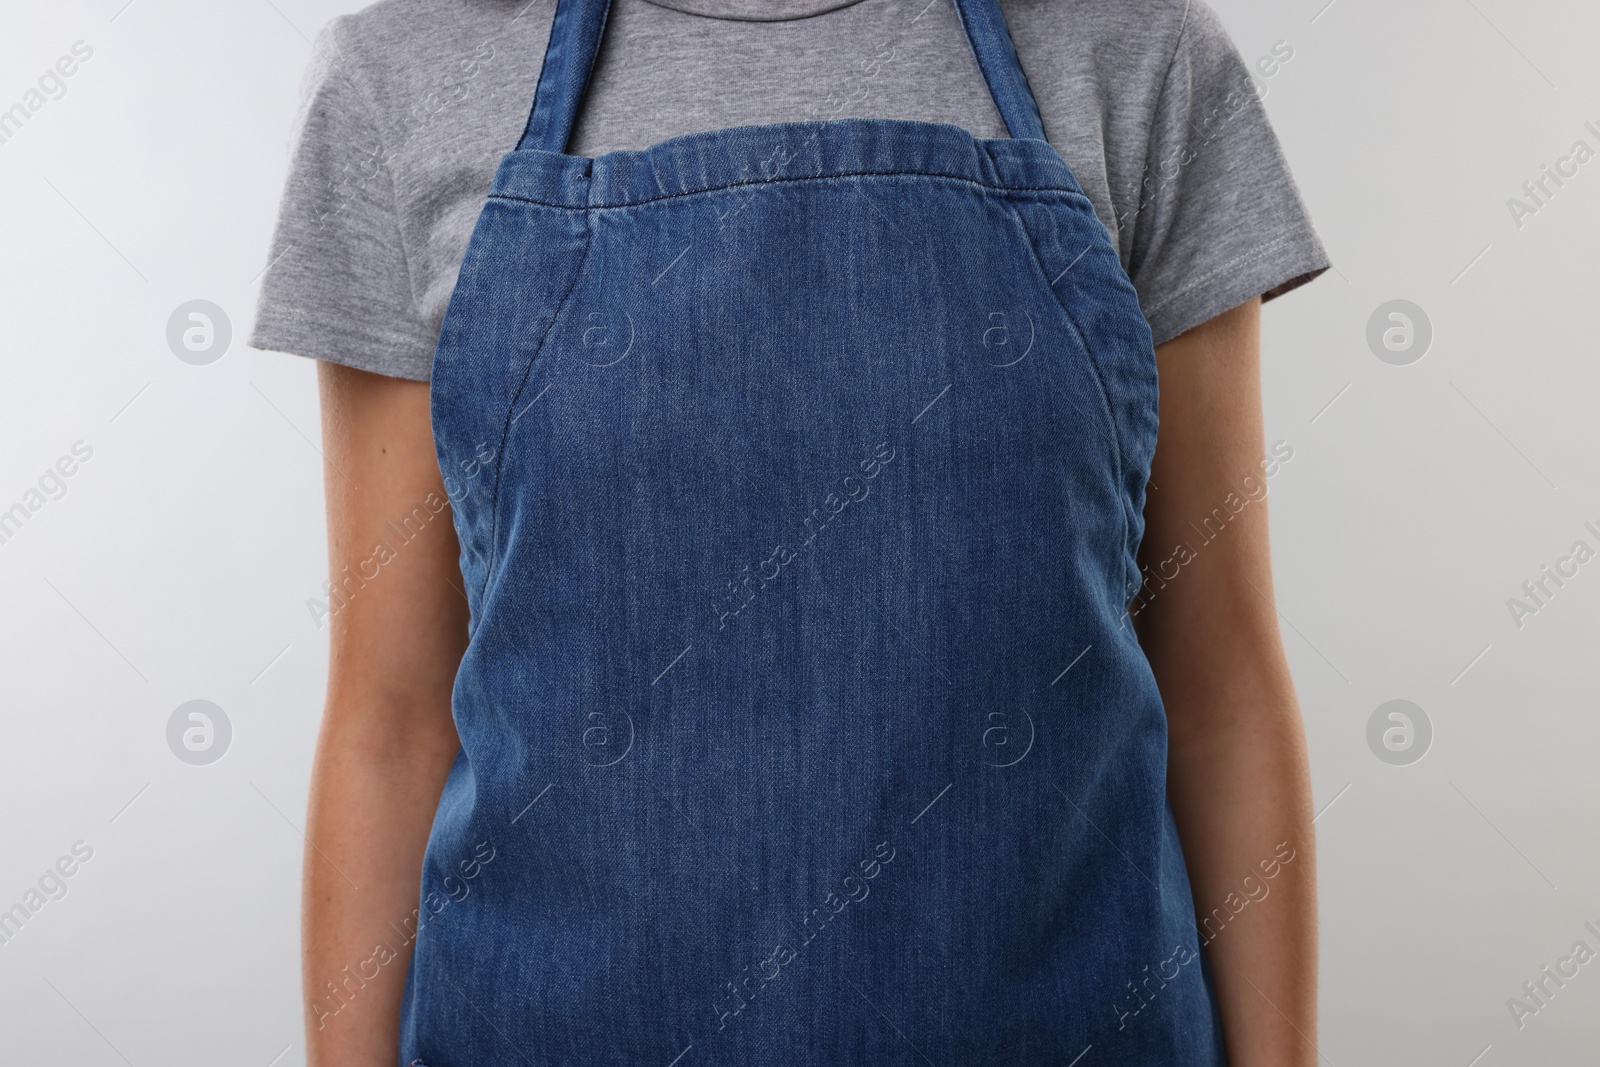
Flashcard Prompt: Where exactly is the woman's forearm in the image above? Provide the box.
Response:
[1166,668,1317,1067]
[304,702,459,1065]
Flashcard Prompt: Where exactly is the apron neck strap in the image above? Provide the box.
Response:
[516,0,1047,154]
[950,0,1047,142]
[517,0,616,153]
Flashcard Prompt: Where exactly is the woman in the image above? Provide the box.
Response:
[253,0,1324,1063]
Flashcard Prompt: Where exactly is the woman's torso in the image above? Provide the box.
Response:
[401,0,1224,1062]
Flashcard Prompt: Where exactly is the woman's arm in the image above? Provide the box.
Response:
[1136,298,1319,1067]
[303,363,469,1066]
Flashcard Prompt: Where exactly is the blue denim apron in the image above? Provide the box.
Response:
[410,0,1226,1062]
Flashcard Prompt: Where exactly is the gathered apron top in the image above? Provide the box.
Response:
[409,0,1225,1062]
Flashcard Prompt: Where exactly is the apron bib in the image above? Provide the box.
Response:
[411,1,1225,1062]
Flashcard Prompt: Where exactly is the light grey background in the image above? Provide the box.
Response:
[1,1,1596,1064]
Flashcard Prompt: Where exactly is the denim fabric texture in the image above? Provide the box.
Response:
[412,0,1226,1062]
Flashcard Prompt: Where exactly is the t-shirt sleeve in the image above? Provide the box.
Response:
[1125,1,1329,346]
[247,21,438,381]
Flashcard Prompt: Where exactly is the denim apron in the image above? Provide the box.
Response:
[409,0,1227,1062]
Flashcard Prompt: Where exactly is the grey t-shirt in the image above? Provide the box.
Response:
[248,0,1328,381]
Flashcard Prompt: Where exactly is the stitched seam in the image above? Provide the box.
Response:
[1140,228,1309,318]
[477,207,597,606]
[489,171,1093,211]
[1002,199,1138,600]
